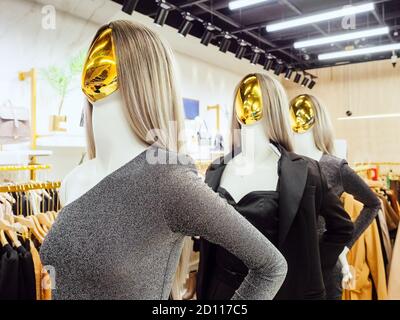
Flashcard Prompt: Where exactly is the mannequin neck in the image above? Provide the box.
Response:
[92,91,148,174]
[293,130,323,161]
[240,121,277,163]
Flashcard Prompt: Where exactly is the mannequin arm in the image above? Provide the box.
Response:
[162,163,287,300]
[340,162,381,248]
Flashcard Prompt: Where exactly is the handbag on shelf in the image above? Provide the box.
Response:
[0,100,31,144]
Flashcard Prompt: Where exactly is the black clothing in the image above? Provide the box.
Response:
[197,146,354,300]
[0,244,19,300]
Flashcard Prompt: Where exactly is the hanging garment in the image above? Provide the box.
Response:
[388,226,400,299]
[342,193,387,300]
[376,200,392,266]
[197,145,353,300]
[0,244,19,300]
[319,154,381,300]
[17,242,36,300]
[40,147,287,300]
[377,194,400,232]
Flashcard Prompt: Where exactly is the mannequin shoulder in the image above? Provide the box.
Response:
[59,160,97,206]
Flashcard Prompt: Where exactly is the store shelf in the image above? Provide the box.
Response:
[0,150,53,165]
[36,134,86,148]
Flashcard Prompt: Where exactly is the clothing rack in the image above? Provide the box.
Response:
[0,181,61,193]
[0,164,50,172]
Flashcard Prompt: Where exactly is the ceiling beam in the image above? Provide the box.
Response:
[372,2,396,43]
[194,2,305,65]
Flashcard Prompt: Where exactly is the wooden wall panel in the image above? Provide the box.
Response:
[283,59,400,163]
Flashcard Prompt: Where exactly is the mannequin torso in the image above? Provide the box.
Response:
[220,121,280,203]
[60,91,148,206]
[293,127,353,292]
[293,130,323,161]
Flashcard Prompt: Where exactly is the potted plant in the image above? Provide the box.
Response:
[41,50,85,132]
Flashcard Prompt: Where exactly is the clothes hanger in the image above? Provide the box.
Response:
[26,191,47,237]
[0,192,15,204]
[0,230,8,247]
[30,191,52,228]
[0,219,21,248]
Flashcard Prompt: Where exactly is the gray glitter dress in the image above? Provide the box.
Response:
[319,153,381,299]
[40,147,287,300]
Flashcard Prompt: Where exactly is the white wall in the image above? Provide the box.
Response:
[0,0,265,180]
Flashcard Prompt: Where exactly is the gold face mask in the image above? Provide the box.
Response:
[235,75,263,125]
[82,27,118,103]
[289,94,316,133]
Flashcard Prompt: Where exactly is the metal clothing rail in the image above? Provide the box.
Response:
[0,164,51,172]
[0,181,61,193]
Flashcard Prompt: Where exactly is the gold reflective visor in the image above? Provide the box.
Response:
[289,94,316,133]
[235,75,263,125]
[82,27,118,103]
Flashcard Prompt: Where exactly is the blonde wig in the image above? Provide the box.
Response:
[85,20,184,157]
[231,73,294,152]
[84,20,188,299]
[308,95,335,155]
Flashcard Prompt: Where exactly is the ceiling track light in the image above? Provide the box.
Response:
[201,23,217,46]
[154,0,172,27]
[178,12,195,37]
[319,42,400,61]
[294,26,389,49]
[121,0,139,14]
[229,0,270,10]
[274,60,283,75]
[293,73,302,83]
[219,33,233,53]
[301,77,310,87]
[308,79,316,89]
[284,67,293,80]
[266,2,375,32]
[263,54,274,70]
[250,47,264,65]
[235,39,248,59]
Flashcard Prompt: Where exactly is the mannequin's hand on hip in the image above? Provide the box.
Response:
[338,247,353,288]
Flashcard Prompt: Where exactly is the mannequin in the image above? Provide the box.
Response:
[293,130,323,161]
[292,125,352,287]
[59,91,147,206]
[220,121,280,203]
[196,73,353,300]
[41,20,289,301]
[290,94,381,300]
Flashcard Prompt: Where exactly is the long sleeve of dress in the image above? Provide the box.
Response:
[162,163,288,300]
[340,162,381,248]
[319,177,354,271]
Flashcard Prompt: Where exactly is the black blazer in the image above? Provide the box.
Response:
[196,146,354,300]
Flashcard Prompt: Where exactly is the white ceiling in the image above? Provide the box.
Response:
[32,0,262,76]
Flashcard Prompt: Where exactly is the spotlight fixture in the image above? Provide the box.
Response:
[154,0,172,27]
[308,79,316,89]
[201,23,217,46]
[178,12,195,37]
[122,0,139,14]
[284,67,293,80]
[301,77,310,87]
[293,73,301,83]
[250,47,263,65]
[263,54,274,70]
[274,60,283,75]
[266,2,375,32]
[235,39,248,59]
[220,32,233,53]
